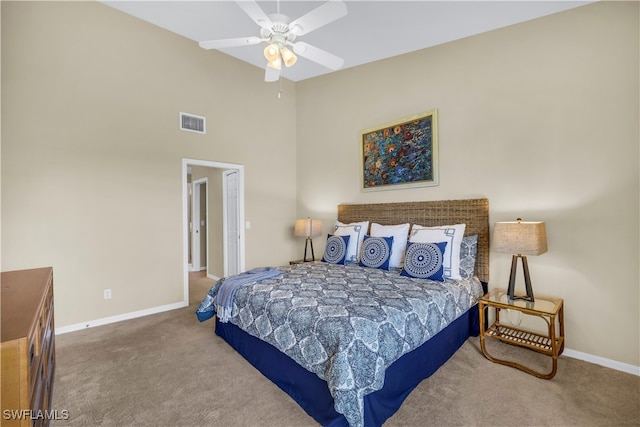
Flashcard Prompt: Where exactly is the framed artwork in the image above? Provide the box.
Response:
[360,109,438,191]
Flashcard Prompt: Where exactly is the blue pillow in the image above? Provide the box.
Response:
[359,235,394,270]
[401,241,448,281]
[322,234,350,265]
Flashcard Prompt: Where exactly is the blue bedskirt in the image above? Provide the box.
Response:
[215,304,480,427]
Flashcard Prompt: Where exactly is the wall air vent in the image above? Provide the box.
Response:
[180,112,206,134]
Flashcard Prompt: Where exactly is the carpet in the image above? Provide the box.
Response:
[51,277,639,426]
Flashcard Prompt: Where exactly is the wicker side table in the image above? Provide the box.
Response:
[479,289,564,379]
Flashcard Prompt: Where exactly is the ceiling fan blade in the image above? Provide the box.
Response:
[293,41,344,70]
[264,64,280,82]
[199,36,263,50]
[289,0,347,36]
[236,0,273,30]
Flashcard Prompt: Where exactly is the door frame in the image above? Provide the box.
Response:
[182,158,245,304]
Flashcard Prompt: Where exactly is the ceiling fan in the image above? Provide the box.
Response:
[198,0,347,82]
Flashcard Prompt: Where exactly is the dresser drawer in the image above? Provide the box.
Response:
[28,323,43,400]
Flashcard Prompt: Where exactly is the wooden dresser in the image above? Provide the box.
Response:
[1,267,55,427]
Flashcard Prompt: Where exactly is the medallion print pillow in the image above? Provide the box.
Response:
[321,234,351,265]
[359,235,394,270]
[400,241,447,281]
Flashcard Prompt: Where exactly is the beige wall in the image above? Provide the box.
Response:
[1,1,299,327]
[296,1,639,367]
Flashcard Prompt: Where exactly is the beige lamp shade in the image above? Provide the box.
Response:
[493,219,547,256]
[294,218,323,237]
[264,43,280,62]
[280,47,297,67]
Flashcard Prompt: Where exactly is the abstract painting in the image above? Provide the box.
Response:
[361,110,438,191]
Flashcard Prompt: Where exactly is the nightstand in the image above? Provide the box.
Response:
[479,288,564,379]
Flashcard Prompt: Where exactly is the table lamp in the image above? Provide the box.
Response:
[294,217,323,262]
[493,218,547,302]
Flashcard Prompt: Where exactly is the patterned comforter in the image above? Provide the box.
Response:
[201,262,483,427]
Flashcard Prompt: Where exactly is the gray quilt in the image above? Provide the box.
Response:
[206,262,483,427]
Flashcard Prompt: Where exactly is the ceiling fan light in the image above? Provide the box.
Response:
[267,56,281,71]
[263,43,280,62]
[281,47,297,67]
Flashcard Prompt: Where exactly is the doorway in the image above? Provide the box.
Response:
[182,158,245,304]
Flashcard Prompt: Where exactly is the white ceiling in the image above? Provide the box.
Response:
[101,1,594,82]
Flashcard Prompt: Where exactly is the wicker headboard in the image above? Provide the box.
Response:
[337,198,489,284]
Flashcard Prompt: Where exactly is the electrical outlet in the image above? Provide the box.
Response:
[104,289,112,300]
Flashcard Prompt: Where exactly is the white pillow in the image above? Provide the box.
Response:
[370,223,410,269]
[409,223,466,280]
[334,221,369,263]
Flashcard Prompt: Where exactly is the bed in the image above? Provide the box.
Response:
[198,198,489,427]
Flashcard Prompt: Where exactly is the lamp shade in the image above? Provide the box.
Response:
[493,219,547,256]
[266,56,281,70]
[280,47,297,67]
[294,218,322,237]
[264,43,280,62]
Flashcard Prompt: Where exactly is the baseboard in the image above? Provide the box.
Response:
[563,348,639,376]
[208,273,220,281]
[55,300,188,335]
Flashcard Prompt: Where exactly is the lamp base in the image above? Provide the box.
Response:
[302,237,315,262]
[507,255,535,302]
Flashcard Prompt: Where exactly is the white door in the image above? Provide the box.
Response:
[223,169,240,276]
